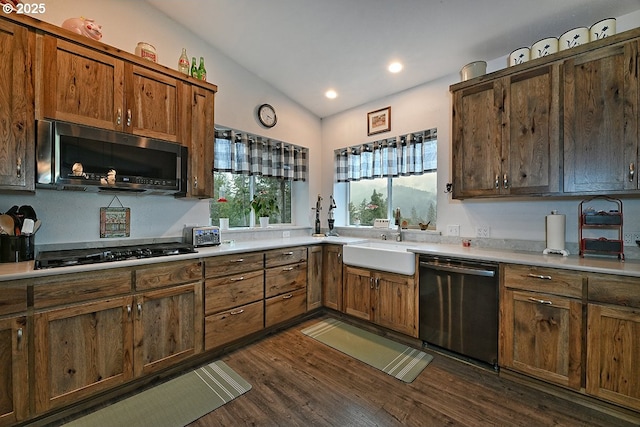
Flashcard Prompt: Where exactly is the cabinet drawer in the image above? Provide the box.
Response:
[135,260,202,291]
[265,288,307,328]
[588,273,640,308]
[0,282,27,315]
[33,269,132,309]
[265,247,307,268]
[204,300,263,350]
[204,252,263,278]
[503,264,584,298]
[265,262,307,298]
[205,270,264,315]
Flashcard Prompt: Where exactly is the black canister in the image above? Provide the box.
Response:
[0,234,35,263]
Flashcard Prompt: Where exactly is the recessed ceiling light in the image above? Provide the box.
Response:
[388,62,403,73]
[325,89,337,99]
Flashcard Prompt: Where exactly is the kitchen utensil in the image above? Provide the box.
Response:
[21,218,35,234]
[0,214,14,235]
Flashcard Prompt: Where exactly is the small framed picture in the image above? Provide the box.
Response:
[367,106,391,136]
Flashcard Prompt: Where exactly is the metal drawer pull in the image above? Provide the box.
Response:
[126,109,132,126]
[127,305,132,316]
[527,273,552,280]
[282,267,294,271]
[17,328,23,349]
[282,294,293,299]
[16,157,21,178]
[137,303,142,315]
[503,173,509,189]
[117,108,122,125]
[630,163,635,182]
[230,258,244,263]
[230,276,245,281]
[230,309,244,315]
[283,251,294,256]
[528,297,552,305]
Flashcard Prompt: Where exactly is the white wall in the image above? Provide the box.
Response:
[322,10,640,244]
[2,0,322,246]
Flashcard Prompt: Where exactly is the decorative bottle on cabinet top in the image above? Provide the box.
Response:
[197,57,207,81]
[178,48,190,75]
[190,57,198,78]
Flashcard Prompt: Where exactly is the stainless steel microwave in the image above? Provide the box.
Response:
[36,120,188,196]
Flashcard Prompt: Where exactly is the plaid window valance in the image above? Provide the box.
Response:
[214,130,308,181]
[334,128,437,182]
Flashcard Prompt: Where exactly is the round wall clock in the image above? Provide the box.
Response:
[257,103,277,128]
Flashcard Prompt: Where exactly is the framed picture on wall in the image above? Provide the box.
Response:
[367,106,391,136]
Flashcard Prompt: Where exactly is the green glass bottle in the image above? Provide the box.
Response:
[197,57,207,81]
[190,57,197,78]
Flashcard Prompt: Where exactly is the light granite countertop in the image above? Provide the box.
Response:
[2,236,639,282]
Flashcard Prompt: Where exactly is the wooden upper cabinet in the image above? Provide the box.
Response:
[41,36,185,143]
[0,20,35,192]
[564,40,639,194]
[187,85,215,198]
[41,36,124,131]
[452,64,559,198]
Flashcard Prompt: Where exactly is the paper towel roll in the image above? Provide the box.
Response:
[546,213,566,250]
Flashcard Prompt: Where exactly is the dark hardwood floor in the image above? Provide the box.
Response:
[189,315,637,427]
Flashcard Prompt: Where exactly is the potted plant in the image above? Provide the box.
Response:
[251,191,279,227]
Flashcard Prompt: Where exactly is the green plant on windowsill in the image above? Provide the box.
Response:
[251,191,279,218]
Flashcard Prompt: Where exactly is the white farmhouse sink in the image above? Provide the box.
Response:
[342,241,416,275]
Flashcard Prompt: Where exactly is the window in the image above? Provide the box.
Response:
[211,128,306,227]
[211,172,292,227]
[338,128,437,228]
[349,173,437,227]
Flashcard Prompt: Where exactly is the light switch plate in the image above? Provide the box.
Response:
[447,224,460,236]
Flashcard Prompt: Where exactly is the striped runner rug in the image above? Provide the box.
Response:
[301,318,433,383]
[64,360,251,427]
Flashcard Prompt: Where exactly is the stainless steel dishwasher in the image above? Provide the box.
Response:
[419,255,499,369]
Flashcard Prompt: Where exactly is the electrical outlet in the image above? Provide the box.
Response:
[624,232,634,245]
[283,230,290,238]
[447,224,460,236]
[475,226,490,238]
[633,232,640,245]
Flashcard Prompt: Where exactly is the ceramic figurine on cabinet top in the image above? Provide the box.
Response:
[62,17,103,40]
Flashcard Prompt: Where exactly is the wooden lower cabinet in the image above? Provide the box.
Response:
[33,297,134,414]
[501,289,583,389]
[587,303,640,411]
[322,244,343,311]
[265,288,307,328]
[205,300,264,348]
[133,282,203,377]
[307,245,323,311]
[343,266,417,337]
[0,316,28,426]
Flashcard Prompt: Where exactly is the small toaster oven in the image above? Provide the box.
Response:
[184,226,220,247]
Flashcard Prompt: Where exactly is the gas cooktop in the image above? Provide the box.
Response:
[36,242,197,269]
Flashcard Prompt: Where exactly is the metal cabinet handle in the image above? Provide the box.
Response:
[230,309,244,315]
[127,305,132,316]
[17,328,23,350]
[282,294,293,299]
[337,252,342,259]
[230,276,245,281]
[630,163,635,182]
[193,176,198,189]
[528,297,553,305]
[282,267,294,271]
[503,173,509,189]
[282,251,294,256]
[495,174,500,189]
[126,109,132,126]
[16,157,21,178]
[117,108,122,125]
[527,273,552,280]
[137,303,142,315]
[375,277,380,290]
[229,258,244,263]
[370,277,374,289]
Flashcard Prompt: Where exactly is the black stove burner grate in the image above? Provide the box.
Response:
[36,242,197,269]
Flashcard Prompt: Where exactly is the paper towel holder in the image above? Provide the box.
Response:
[544,210,570,256]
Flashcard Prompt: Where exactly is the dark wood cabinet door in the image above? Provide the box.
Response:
[343,266,372,321]
[322,245,343,311]
[505,65,560,195]
[307,245,323,311]
[0,21,34,191]
[0,316,28,426]
[374,271,417,337]
[452,80,504,198]
[564,41,639,193]
[502,289,582,390]
[187,85,215,198]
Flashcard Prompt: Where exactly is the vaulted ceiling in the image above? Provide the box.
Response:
[146,0,640,118]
